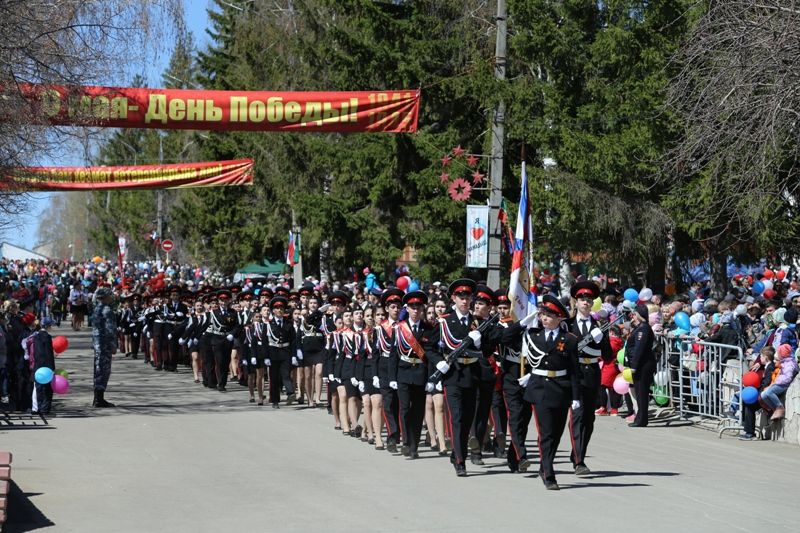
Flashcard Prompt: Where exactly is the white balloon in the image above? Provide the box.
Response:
[762,280,774,291]
[654,370,669,387]
[639,288,654,302]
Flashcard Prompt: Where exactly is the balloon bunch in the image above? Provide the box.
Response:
[394,265,419,293]
[740,371,761,407]
[33,335,73,395]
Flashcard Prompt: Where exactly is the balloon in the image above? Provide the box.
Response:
[624,288,639,302]
[664,283,676,296]
[741,386,759,405]
[752,280,765,295]
[616,347,626,365]
[763,269,774,279]
[617,363,625,372]
[52,336,69,354]
[654,370,669,387]
[55,368,69,379]
[395,276,410,291]
[622,367,634,383]
[52,375,70,394]
[673,311,691,332]
[742,371,760,388]
[653,386,669,407]
[408,280,420,292]
[92,256,103,264]
[692,343,703,354]
[613,375,630,395]
[762,280,773,291]
[763,288,776,300]
[639,288,653,302]
[776,270,786,281]
[34,367,54,385]
[591,297,602,312]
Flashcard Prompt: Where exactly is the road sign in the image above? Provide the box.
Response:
[161,239,174,252]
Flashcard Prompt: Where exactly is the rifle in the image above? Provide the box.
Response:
[428,313,500,382]
[576,314,624,352]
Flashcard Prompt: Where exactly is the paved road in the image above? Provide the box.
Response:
[2,325,799,532]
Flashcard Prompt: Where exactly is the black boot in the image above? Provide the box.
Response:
[93,389,115,408]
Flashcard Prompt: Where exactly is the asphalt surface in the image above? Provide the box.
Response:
[2,325,799,532]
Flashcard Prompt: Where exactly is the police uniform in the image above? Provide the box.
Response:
[266,296,297,407]
[376,287,404,452]
[566,281,612,475]
[627,304,656,427]
[388,290,430,459]
[91,288,118,407]
[518,295,580,490]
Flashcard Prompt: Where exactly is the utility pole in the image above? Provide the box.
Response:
[157,134,164,263]
[291,208,303,287]
[487,0,507,289]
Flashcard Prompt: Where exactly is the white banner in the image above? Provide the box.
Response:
[465,205,490,268]
[118,235,127,259]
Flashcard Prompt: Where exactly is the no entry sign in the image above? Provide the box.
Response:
[161,239,174,252]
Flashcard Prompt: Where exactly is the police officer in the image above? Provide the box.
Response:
[266,295,297,408]
[389,290,430,460]
[92,287,118,408]
[426,279,484,477]
[627,303,655,427]
[517,294,580,490]
[375,287,404,453]
[566,280,611,476]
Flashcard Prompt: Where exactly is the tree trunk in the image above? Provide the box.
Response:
[709,250,728,299]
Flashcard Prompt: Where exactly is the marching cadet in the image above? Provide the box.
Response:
[488,290,510,458]
[265,296,297,408]
[128,294,144,360]
[334,306,364,436]
[323,291,345,424]
[356,305,384,449]
[389,290,431,459]
[426,279,484,477]
[180,298,208,384]
[118,294,135,357]
[243,309,268,405]
[566,280,611,476]
[163,285,189,372]
[301,293,327,408]
[375,287,404,453]
[517,294,581,490]
[201,290,239,392]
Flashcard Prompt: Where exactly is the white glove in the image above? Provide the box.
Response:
[296,349,303,361]
[250,357,257,365]
[146,332,151,339]
[389,381,398,390]
[518,373,531,387]
[372,376,380,388]
[590,327,603,343]
[425,382,435,393]
[265,359,271,367]
[328,373,335,382]
[468,330,481,349]
[319,303,330,313]
[241,359,248,366]
[435,382,442,392]
[571,400,581,411]
[292,357,298,366]
[323,376,329,384]
[358,382,365,393]
[436,361,450,374]
[24,355,29,361]
[178,337,186,345]
[226,334,234,342]
[176,312,184,317]
[335,378,341,384]
[520,309,539,327]
[350,377,359,386]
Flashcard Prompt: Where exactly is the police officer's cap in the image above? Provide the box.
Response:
[475,284,495,305]
[538,294,568,319]
[570,280,600,300]
[447,278,477,297]
[381,288,404,306]
[403,290,427,307]
[269,296,288,309]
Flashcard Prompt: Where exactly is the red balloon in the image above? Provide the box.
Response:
[776,270,786,281]
[692,343,703,354]
[746,276,753,284]
[395,276,410,291]
[742,371,761,388]
[763,269,774,279]
[763,288,776,299]
[52,335,69,354]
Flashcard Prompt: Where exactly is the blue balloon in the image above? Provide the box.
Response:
[624,288,639,302]
[35,367,54,385]
[408,280,420,292]
[752,280,765,295]
[741,386,759,405]
[673,311,691,332]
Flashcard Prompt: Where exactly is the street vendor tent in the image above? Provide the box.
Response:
[233,260,286,282]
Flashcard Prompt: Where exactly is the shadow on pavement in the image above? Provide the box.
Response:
[4,480,55,532]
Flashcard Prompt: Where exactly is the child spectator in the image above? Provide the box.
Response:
[596,325,623,415]
[762,343,798,421]
[31,317,56,415]
[738,346,775,440]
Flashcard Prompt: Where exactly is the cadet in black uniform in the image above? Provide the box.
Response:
[160,285,189,372]
[566,280,612,476]
[426,279,485,477]
[389,290,431,459]
[517,294,580,490]
[376,288,404,453]
[300,290,326,407]
[202,290,239,392]
[468,284,500,466]
[266,296,297,408]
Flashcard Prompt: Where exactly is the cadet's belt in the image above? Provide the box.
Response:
[306,333,324,337]
[505,354,520,363]
[579,356,600,364]
[380,352,391,358]
[457,357,478,365]
[269,342,290,348]
[532,369,567,377]
[400,355,423,365]
[581,347,601,356]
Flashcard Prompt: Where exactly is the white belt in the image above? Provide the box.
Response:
[505,354,520,363]
[270,342,290,348]
[579,357,600,364]
[380,352,391,358]
[581,347,601,356]
[457,357,478,365]
[532,369,567,377]
[400,355,423,365]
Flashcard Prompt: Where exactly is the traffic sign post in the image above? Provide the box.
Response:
[161,239,174,263]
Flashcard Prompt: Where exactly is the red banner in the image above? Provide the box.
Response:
[1,159,253,191]
[13,84,421,133]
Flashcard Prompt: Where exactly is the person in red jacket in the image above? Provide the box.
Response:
[596,324,623,415]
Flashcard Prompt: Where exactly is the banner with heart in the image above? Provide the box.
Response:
[466,205,490,268]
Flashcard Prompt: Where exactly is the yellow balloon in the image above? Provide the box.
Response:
[591,297,602,312]
[92,256,103,264]
[622,367,634,383]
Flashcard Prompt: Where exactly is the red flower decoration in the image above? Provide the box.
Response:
[439,172,450,184]
[453,145,465,157]
[448,177,472,201]
[466,154,479,167]
[441,154,452,167]
[471,170,485,184]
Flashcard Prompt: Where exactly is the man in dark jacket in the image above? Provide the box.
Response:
[627,304,655,427]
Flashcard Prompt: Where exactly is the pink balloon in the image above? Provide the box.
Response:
[613,375,630,395]
[52,375,70,394]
